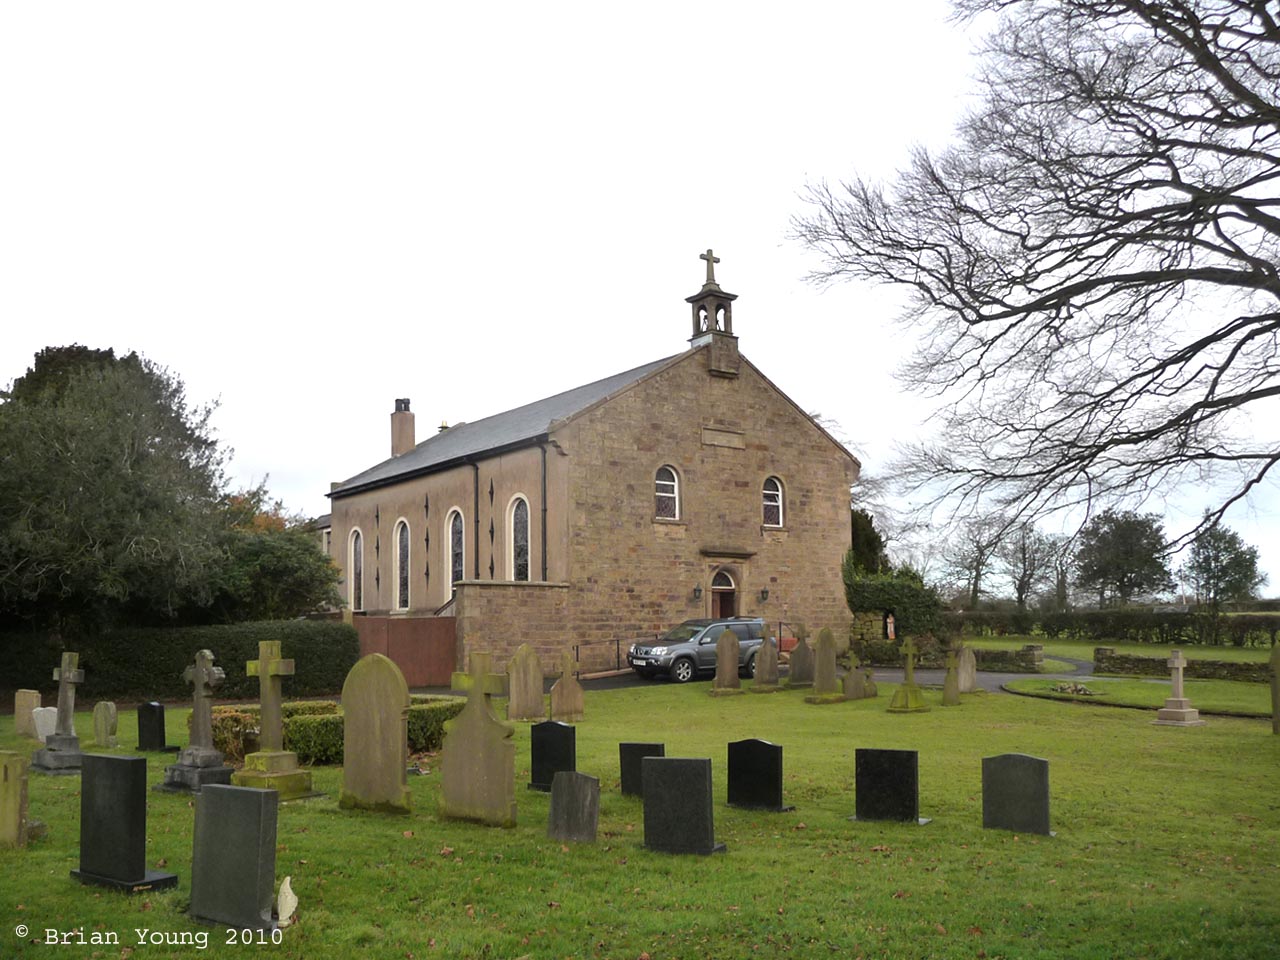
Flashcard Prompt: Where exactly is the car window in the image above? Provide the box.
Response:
[661,623,702,642]
[747,622,764,640]
[729,624,750,642]
[701,625,726,643]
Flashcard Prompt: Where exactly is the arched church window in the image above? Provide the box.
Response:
[349,528,364,612]
[394,519,410,610]
[510,496,530,582]
[448,510,465,586]
[763,476,784,527]
[655,466,679,520]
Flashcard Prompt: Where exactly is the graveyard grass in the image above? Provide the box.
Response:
[1006,676,1271,716]
[4,681,1279,960]
[964,635,1272,664]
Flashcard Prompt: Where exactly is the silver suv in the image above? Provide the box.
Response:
[627,618,768,683]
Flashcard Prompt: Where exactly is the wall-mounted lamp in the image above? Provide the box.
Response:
[693,584,703,601]
[759,588,769,602]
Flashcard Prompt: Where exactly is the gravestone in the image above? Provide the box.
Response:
[619,742,665,797]
[642,757,726,854]
[727,739,794,812]
[750,637,779,692]
[31,652,85,774]
[233,641,316,800]
[529,721,575,792]
[982,753,1052,836]
[887,637,930,713]
[92,701,119,748]
[190,784,278,930]
[1,752,34,848]
[14,690,40,738]
[72,755,178,892]
[31,707,58,743]
[863,667,879,698]
[942,651,961,707]
[853,748,929,824]
[507,643,548,722]
[788,637,814,688]
[711,630,743,695]
[136,701,178,752]
[547,771,599,844]
[440,652,517,826]
[1153,650,1206,726]
[339,653,411,813]
[806,628,843,703]
[1271,642,1280,736]
[843,653,867,700]
[549,649,585,722]
[159,650,233,793]
[957,646,978,694]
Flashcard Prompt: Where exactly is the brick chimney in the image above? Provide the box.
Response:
[391,398,415,456]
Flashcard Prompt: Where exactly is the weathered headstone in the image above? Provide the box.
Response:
[942,651,961,707]
[750,637,779,692]
[232,641,316,800]
[711,630,743,695]
[92,701,119,748]
[727,739,794,812]
[190,784,278,930]
[529,721,576,792]
[31,652,85,773]
[72,755,178,892]
[957,646,978,694]
[158,650,233,793]
[1153,650,1206,726]
[887,637,930,713]
[1,752,34,848]
[843,653,867,700]
[14,690,40,739]
[507,643,549,722]
[806,628,843,703]
[1271,642,1280,736]
[642,757,726,854]
[549,649,585,723]
[788,637,814,688]
[31,707,58,743]
[863,667,879,698]
[852,748,929,824]
[547,771,599,844]
[619,741,665,796]
[339,653,411,813]
[136,701,178,752]
[440,652,517,826]
[982,753,1052,836]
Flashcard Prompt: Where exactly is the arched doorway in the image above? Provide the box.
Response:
[711,570,737,618]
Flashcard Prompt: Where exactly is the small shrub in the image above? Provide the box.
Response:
[209,710,257,763]
[408,698,466,753]
[285,714,344,765]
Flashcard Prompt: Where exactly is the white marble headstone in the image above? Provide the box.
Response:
[32,706,58,743]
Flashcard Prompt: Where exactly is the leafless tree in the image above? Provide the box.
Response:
[997,523,1055,610]
[794,0,1280,547]
[943,515,1007,608]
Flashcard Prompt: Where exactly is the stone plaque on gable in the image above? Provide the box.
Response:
[750,637,779,692]
[92,701,119,748]
[787,637,814,688]
[14,690,40,739]
[529,721,576,792]
[73,755,178,892]
[440,653,517,827]
[619,742,665,796]
[982,753,1052,836]
[340,653,412,814]
[547,771,599,844]
[507,644,548,722]
[853,748,929,825]
[727,739,794,812]
[550,649,585,723]
[711,630,743,695]
[190,785,278,930]
[642,757,726,855]
[31,652,85,774]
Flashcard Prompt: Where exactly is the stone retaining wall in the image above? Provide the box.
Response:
[1093,647,1271,683]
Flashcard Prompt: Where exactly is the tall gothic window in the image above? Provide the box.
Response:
[394,520,410,610]
[349,528,364,611]
[448,510,464,587]
[510,496,530,582]
[655,465,679,519]
[763,476,783,527]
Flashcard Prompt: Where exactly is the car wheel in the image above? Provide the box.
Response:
[744,654,757,679]
[670,658,695,683]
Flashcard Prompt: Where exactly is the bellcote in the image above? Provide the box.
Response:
[686,248,740,377]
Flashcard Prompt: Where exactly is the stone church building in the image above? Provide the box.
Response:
[326,252,859,679]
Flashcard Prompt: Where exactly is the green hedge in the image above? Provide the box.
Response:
[842,552,944,638]
[0,620,359,700]
[1093,649,1272,683]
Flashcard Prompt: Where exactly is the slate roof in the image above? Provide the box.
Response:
[330,354,680,498]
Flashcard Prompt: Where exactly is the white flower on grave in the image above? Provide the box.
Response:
[276,876,298,928]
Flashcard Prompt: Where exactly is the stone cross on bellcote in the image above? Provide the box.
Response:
[247,641,294,753]
[700,248,720,285]
[53,652,86,737]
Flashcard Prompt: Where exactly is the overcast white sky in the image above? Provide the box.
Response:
[4,2,1278,594]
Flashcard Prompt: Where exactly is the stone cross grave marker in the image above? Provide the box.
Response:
[788,637,814,688]
[92,701,119,747]
[73,755,178,892]
[190,784,278,930]
[843,653,866,700]
[507,643,548,722]
[942,651,961,706]
[14,690,40,738]
[751,636,779,692]
[158,650,233,793]
[852,748,930,825]
[983,753,1053,836]
[136,701,178,752]
[441,652,516,826]
[619,741,664,796]
[642,757,726,854]
[711,628,742,695]
[233,641,315,800]
[888,637,930,713]
[339,653,411,813]
[1153,649,1206,726]
[550,649,585,722]
[31,652,85,773]
[547,771,599,844]
[727,739,794,812]
[807,628,842,703]
[529,721,576,792]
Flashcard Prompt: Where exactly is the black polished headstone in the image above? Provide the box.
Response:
[529,721,576,792]
[642,757,726,855]
[547,771,599,843]
[619,741,664,796]
[190,785,278,930]
[136,702,178,752]
[983,753,1052,836]
[71,754,178,892]
[854,748,929,824]
[727,739,794,812]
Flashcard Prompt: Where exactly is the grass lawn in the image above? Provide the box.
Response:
[964,635,1273,664]
[1005,677,1273,717]
[4,682,1280,959]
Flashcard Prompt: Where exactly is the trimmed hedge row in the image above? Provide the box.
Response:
[1093,648,1273,683]
[945,609,1280,648]
[1,620,360,700]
